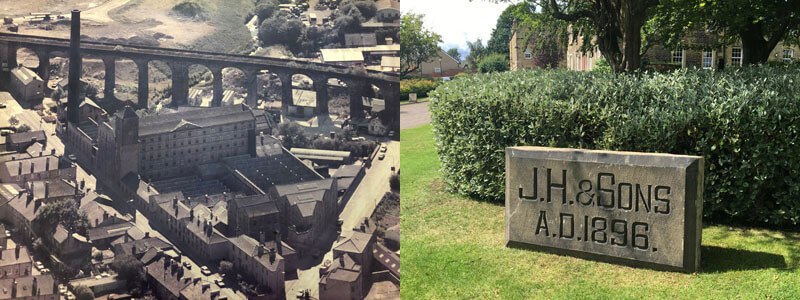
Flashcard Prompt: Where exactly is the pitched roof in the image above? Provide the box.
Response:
[321,48,365,63]
[138,104,254,137]
[333,231,373,254]
[344,33,377,47]
[229,235,283,272]
[6,130,46,145]
[10,67,41,85]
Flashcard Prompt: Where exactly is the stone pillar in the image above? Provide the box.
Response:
[277,72,293,114]
[36,50,50,84]
[347,80,367,119]
[381,81,400,132]
[6,43,18,70]
[137,60,149,108]
[245,70,259,108]
[171,62,189,107]
[102,57,116,102]
[313,76,329,117]
[212,67,223,107]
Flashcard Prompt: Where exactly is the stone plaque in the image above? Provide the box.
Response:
[505,147,703,272]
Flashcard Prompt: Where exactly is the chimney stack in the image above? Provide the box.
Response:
[14,246,20,259]
[0,246,4,259]
[17,162,22,175]
[45,156,50,171]
[44,181,49,199]
[67,10,82,124]
[268,248,276,263]
[274,229,282,255]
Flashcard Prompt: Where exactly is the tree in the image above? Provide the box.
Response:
[342,0,377,20]
[16,124,30,133]
[34,199,89,238]
[464,39,489,71]
[477,52,509,73]
[487,4,518,56]
[652,0,800,65]
[400,13,442,76]
[389,174,399,191]
[509,3,568,69]
[277,122,310,149]
[74,285,94,300]
[527,0,661,72]
[446,48,462,63]
[255,0,280,23]
[259,12,304,50]
[219,260,236,277]
[112,255,146,283]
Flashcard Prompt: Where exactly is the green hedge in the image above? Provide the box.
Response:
[429,66,800,227]
[400,78,440,100]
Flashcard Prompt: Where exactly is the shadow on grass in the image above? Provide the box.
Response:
[701,245,788,273]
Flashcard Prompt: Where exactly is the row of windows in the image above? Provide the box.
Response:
[143,123,253,143]
[142,141,246,159]
[672,47,795,68]
[143,135,246,152]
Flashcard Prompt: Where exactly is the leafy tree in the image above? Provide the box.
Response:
[446,48,462,63]
[34,199,89,238]
[522,0,661,72]
[219,260,235,277]
[652,0,800,65]
[277,122,310,149]
[477,52,509,73]
[464,39,489,71]
[112,255,146,283]
[342,0,377,20]
[74,286,94,300]
[298,26,340,57]
[400,13,442,76]
[259,12,304,50]
[487,4,518,56]
[333,11,363,38]
[255,0,280,23]
[389,174,399,191]
[16,124,31,133]
[507,3,568,69]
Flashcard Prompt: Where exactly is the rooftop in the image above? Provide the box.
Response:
[10,66,42,86]
[6,130,46,145]
[138,104,254,137]
[333,231,374,254]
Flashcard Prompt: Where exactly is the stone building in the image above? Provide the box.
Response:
[8,66,44,102]
[0,246,32,279]
[0,274,58,300]
[0,154,75,185]
[565,26,800,71]
[319,228,377,300]
[5,131,47,152]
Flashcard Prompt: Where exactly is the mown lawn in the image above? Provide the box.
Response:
[401,124,800,299]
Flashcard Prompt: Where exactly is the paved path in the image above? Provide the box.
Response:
[400,102,431,129]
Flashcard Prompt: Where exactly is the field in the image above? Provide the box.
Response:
[401,124,800,299]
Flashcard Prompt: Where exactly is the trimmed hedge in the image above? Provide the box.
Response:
[429,66,800,226]
[400,78,440,100]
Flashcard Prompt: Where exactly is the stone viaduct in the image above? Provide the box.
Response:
[0,32,399,125]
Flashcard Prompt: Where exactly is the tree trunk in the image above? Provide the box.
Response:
[619,1,647,72]
[739,23,776,65]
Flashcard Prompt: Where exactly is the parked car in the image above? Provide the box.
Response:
[378,154,385,160]
[380,146,387,153]
[201,266,212,276]
[0,103,6,108]
[34,261,44,270]
[183,261,192,269]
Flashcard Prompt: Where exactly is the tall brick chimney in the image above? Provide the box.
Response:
[67,10,82,124]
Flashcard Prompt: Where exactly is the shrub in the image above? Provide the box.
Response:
[400,78,440,100]
[172,1,206,19]
[477,53,509,73]
[430,66,800,227]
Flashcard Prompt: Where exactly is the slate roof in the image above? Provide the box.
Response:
[87,222,134,242]
[10,67,41,85]
[29,179,78,200]
[229,235,283,272]
[138,104,254,137]
[1,155,61,176]
[345,33,377,47]
[113,237,172,258]
[145,256,191,298]
[0,274,56,299]
[333,231,373,254]
[231,194,280,218]
[0,184,42,223]
[6,130,46,145]
[0,246,31,267]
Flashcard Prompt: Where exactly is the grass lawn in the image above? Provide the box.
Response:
[401,124,800,299]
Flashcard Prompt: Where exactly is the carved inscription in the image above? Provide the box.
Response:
[505,147,703,272]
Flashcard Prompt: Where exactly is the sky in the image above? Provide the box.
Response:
[401,0,513,57]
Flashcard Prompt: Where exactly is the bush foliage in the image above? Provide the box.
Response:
[400,78,440,100]
[430,66,800,226]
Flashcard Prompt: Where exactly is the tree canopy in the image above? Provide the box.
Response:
[446,48,462,63]
[400,13,442,76]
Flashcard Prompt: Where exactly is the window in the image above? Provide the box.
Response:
[783,49,794,62]
[702,50,713,69]
[732,47,742,66]
[524,48,532,60]
[672,49,684,66]
[434,67,442,73]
